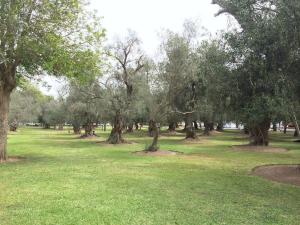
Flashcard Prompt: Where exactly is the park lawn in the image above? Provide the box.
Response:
[1,128,300,225]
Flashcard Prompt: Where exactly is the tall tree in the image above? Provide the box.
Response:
[0,0,104,161]
[159,23,201,139]
[212,0,298,145]
[106,31,145,144]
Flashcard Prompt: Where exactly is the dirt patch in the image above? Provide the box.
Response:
[134,150,183,156]
[97,140,137,145]
[252,165,300,187]
[232,145,288,153]
[0,157,25,164]
[161,131,184,136]
[78,134,99,139]
[181,138,203,144]
[199,130,222,136]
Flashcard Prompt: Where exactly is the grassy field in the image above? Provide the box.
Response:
[1,127,300,225]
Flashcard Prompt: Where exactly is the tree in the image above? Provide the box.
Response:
[195,40,231,135]
[106,31,145,144]
[9,81,43,131]
[65,81,102,137]
[158,23,202,139]
[0,0,104,161]
[212,0,299,145]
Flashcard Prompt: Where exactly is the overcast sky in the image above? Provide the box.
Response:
[91,0,229,54]
[40,0,231,96]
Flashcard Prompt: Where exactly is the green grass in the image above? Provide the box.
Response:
[1,128,300,225]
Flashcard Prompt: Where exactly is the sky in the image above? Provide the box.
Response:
[40,0,232,96]
[91,0,230,54]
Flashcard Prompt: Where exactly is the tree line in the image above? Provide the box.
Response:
[1,0,299,161]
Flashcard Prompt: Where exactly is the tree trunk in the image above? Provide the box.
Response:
[250,120,270,146]
[58,124,64,130]
[292,113,300,137]
[182,119,188,132]
[127,122,134,133]
[203,121,211,136]
[148,120,154,137]
[193,121,199,130]
[216,121,224,132]
[108,111,124,144]
[283,121,287,134]
[272,123,277,132]
[73,125,81,134]
[209,122,214,131]
[135,122,139,130]
[84,123,93,136]
[168,122,176,132]
[186,116,196,139]
[244,125,250,134]
[0,88,10,161]
[9,119,18,132]
[147,119,159,151]
[294,129,299,137]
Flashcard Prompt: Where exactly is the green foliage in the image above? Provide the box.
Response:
[214,0,300,128]
[0,0,105,88]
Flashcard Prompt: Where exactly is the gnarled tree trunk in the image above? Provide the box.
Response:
[0,86,11,161]
[127,122,134,133]
[216,121,224,132]
[168,122,176,132]
[135,122,139,130]
[185,116,196,139]
[83,122,94,137]
[250,120,270,146]
[73,126,81,135]
[108,111,124,144]
[147,119,159,152]
[9,119,18,132]
[193,121,199,130]
[203,121,212,136]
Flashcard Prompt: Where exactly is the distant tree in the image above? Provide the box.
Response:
[65,81,102,137]
[106,31,145,144]
[158,22,202,139]
[9,81,42,131]
[195,40,231,135]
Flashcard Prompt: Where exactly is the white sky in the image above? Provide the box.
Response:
[91,0,230,54]
[40,0,232,96]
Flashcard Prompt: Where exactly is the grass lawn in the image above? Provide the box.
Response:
[1,127,300,225]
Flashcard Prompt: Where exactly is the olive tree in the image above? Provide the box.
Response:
[9,82,42,131]
[158,23,202,139]
[212,0,298,145]
[106,31,145,144]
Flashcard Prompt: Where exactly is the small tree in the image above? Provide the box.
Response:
[9,81,42,131]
